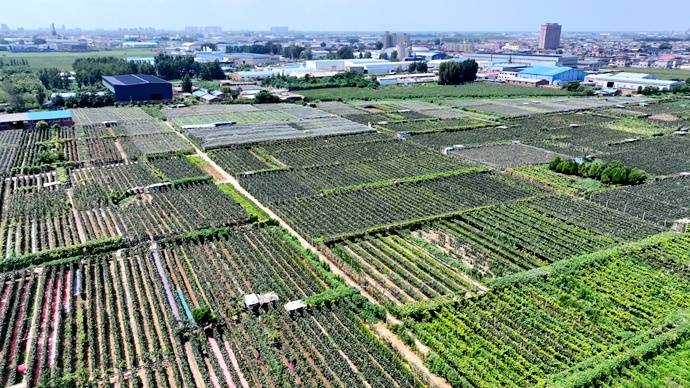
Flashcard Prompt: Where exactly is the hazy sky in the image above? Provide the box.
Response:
[1,0,689,32]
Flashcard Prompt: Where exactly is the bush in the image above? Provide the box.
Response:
[192,305,215,326]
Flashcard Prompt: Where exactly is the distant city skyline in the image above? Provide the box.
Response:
[1,0,689,32]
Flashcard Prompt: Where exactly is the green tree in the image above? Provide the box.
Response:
[438,60,478,85]
[375,41,384,50]
[390,50,398,61]
[364,51,372,59]
[35,88,46,106]
[337,46,354,59]
[254,90,280,104]
[181,76,193,93]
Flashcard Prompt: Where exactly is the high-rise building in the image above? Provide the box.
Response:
[539,23,562,50]
[381,31,394,49]
[0,24,8,32]
[381,31,409,50]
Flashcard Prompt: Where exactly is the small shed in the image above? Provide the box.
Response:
[244,292,280,309]
[284,300,307,313]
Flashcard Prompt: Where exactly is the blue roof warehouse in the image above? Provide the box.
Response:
[102,74,173,103]
[517,66,585,85]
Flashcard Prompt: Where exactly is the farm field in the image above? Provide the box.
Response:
[449,143,566,169]
[0,225,418,387]
[299,82,575,100]
[442,96,650,117]
[397,232,690,387]
[590,175,690,227]
[0,48,158,71]
[1,96,690,388]
[169,104,375,148]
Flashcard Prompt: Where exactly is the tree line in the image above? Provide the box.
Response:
[548,157,647,185]
[261,72,378,90]
[72,54,226,86]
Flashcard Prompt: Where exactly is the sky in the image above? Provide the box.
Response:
[1,0,690,32]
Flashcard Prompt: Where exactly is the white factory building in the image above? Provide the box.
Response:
[585,72,683,92]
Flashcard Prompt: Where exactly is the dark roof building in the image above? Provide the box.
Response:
[102,74,173,103]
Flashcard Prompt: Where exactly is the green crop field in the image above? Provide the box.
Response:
[0,48,158,71]
[300,82,575,101]
[0,90,689,387]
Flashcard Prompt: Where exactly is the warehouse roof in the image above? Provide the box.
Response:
[586,73,681,86]
[102,74,170,86]
[519,66,576,76]
[27,110,72,121]
[0,110,72,124]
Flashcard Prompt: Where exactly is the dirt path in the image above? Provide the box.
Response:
[66,189,88,244]
[373,322,451,388]
[114,140,129,163]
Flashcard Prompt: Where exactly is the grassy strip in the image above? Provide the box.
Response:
[217,183,270,223]
[547,309,690,387]
[250,147,286,168]
[187,154,209,170]
[272,226,346,290]
[508,165,606,195]
[606,117,671,137]
[0,237,125,271]
[319,167,488,195]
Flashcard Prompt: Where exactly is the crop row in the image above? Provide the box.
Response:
[71,107,154,125]
[600,135,690,176]
[117,182,248,243]
[273,172,538,241]
[266,139,430,168]
[590,176,690,226]
[0,224,418,387]
[409,199,619,280]
[327,232,478,305]
[240,152,470,203]
[147,155,206,181]
[208,148,273,175]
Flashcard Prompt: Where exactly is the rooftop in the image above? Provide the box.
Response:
[587,73,681,85]
[27,110,72,121]
[102,74,170,86]
[519,66,576,76]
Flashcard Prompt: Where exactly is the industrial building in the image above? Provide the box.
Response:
[518,66,585,85]
[409,51,448,61]
[378,73,438,86]
[0,110,73,130]
[505,78,549,87]
[463,53,577,68]
[195,52,279,66]
[584,72,683,92]
[102,74,173,103]
[539,23,562,50]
